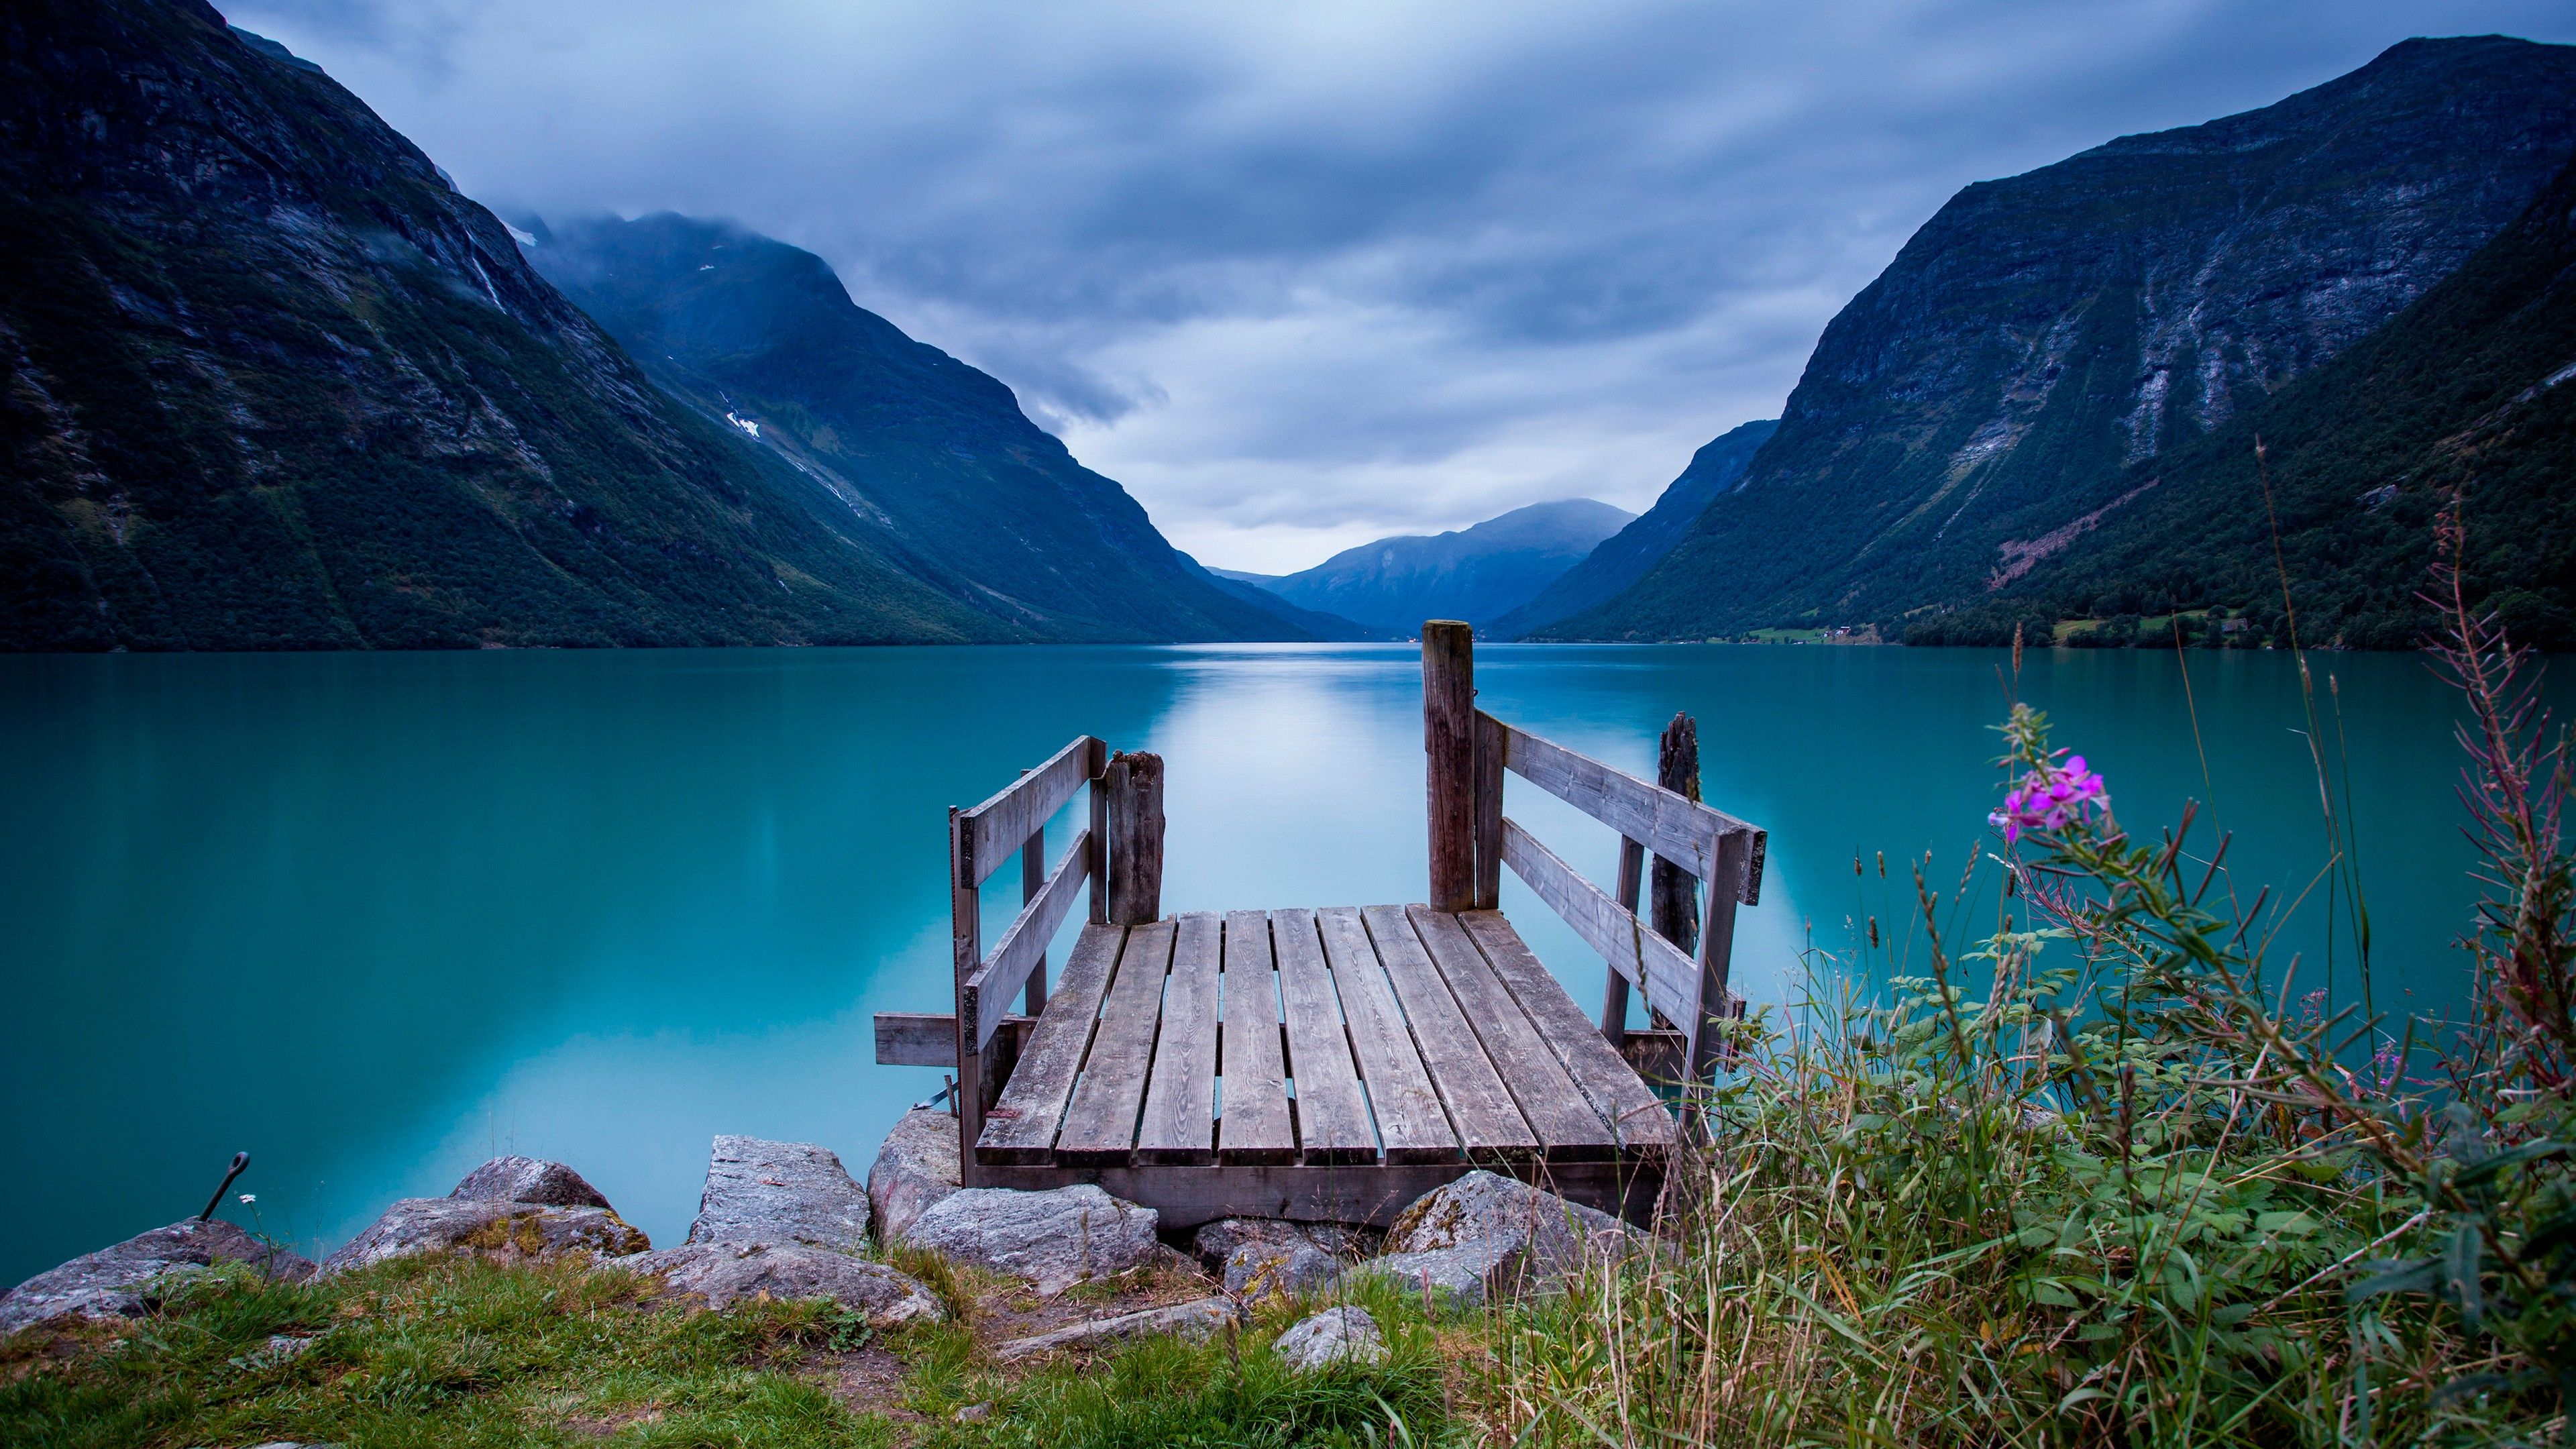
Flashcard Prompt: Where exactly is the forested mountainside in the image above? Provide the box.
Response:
[1910,151,2576,651]
[527,215,1347,643]
[1490,419,1776,639]
[1546,37,2576,645]
[0,0,1012,649]
[1243,499,1633,635]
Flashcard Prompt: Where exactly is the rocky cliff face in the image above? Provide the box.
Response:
[0,0,1006,648]
[527,215,1342,643]
[1554,37,2576,641]
[1490,419,1776,638]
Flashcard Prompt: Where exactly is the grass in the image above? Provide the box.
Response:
[0,1252,1459,1448]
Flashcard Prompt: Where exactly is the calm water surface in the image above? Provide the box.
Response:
[0,643,2528,1284]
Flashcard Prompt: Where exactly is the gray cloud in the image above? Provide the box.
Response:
[230,0,2576,571]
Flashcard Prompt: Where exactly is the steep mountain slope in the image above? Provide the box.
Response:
[0,0,1004,649]
[1909,152,2576,651]
[1551,37,2576,642]
[527,214,1342,643]
[1251,499,1633,635]
[1489,419,1776,638]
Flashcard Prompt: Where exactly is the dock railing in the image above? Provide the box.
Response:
[1422,621,1764,1084]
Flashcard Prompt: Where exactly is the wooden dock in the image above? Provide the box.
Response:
[875,623,1764,1227]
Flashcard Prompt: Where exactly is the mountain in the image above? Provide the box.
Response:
[1548,37,2576,643]
[1489,419,1776,638]
[1907,149,2576,651]
[1249,499,1634,636]
[525,214,1346,643]
[0,0,1008,649]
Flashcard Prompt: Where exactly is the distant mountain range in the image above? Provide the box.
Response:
[0,0,1340,649]
[1228,499,1633,636]
[1546,37,2576,650]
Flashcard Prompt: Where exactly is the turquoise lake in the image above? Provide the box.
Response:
[0,643,2532,1286]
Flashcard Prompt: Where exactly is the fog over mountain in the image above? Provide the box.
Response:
[219,0,2576,573]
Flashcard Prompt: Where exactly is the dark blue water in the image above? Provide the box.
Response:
[0,644,2514,1285]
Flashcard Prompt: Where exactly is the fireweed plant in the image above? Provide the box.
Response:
[1470,523,2575,1446]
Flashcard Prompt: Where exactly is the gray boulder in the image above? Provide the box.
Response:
[686,1136,871,1251]
[1190,1217,1369,1272]
[1224,1240,1338,1304]
[319,1199,648,1275]
[994,1296,1241,1360]
[619,1240,943,1324]
[867,1109,960,1243]
[902,1184,1158,1295]
[1274,1305,1387,1371]
[1345,1171,1630,1307]
[448,1155,612,1210]
[0,1219,315,1334]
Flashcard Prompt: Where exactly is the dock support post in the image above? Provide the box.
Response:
[1472,710,1504,910]
[1421,621,1477,912]
[1652,714,1703,962]
[949,806,990,1187]
[1605,839,1642,1042]
[1106,751,1165,925]
[1086,737,1110,925]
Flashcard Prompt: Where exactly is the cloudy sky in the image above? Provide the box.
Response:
[231,0,2575,572]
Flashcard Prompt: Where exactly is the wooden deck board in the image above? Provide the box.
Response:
[1459,909,1678,1155]
[1136,913,1221,1163]
[1271,908,1379,1165]
[1408,905,1619,1162]
[1361,905,1538,1163]
[977,922,1124,1163]
[985,906,1665,1180]
[1055,917,1175,1163]
[1317,906,1460,1163]
[1216,910,1296,1165]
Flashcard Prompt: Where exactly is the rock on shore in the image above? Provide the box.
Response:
[866,1108,961,1242]
[617,1240,943,1324]
[0,1219,315,1334]
[687,1136,871,1251]
[320,1199,648,1275]
[449,1155,613,1209]
[1346,1171,1630,1307]
[902,1184,1159,1295]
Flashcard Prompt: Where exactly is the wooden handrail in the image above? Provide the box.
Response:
[1499,817,1703,1027]
[1488,714,1764,906]
[962,827,1093,1051]
[957,735,1098,886]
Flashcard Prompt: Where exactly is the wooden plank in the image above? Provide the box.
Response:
[1617,1029,1688,1087]
[1217,910,1295,1165]
[1423,623,1477,912]
[1136,913,1222,1163]
[960,828,1091,1051]
[1055,917,1177,1163]
[1269,908,1377,1165]
[1501,816,1703,1032]
[1358,905,1536,1162]
[981,924,1126,1163]
[1408,907,1617,1162]
[961,737,1094,886]
[977,1159,1664,1230]
[873,1011,1033,1067]
[1500,722,1763,904]
[1317,907,1459,1163]
[1472,710,1505,910]
[1106,752,1165,926]
[950,806,990,1184]
[1457,910,1678,1155]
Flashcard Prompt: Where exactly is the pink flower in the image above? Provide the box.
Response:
[1988,753,2110,843]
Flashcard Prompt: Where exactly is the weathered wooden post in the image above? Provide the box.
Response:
[948,805,990,1186]
[1422,621,1477,912]
[1652,712,1703,1000]
[1018,768,1049,1016]
[1086,736,1110,925]
[1472,710,1505,910]
[1106,750,1165,925]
